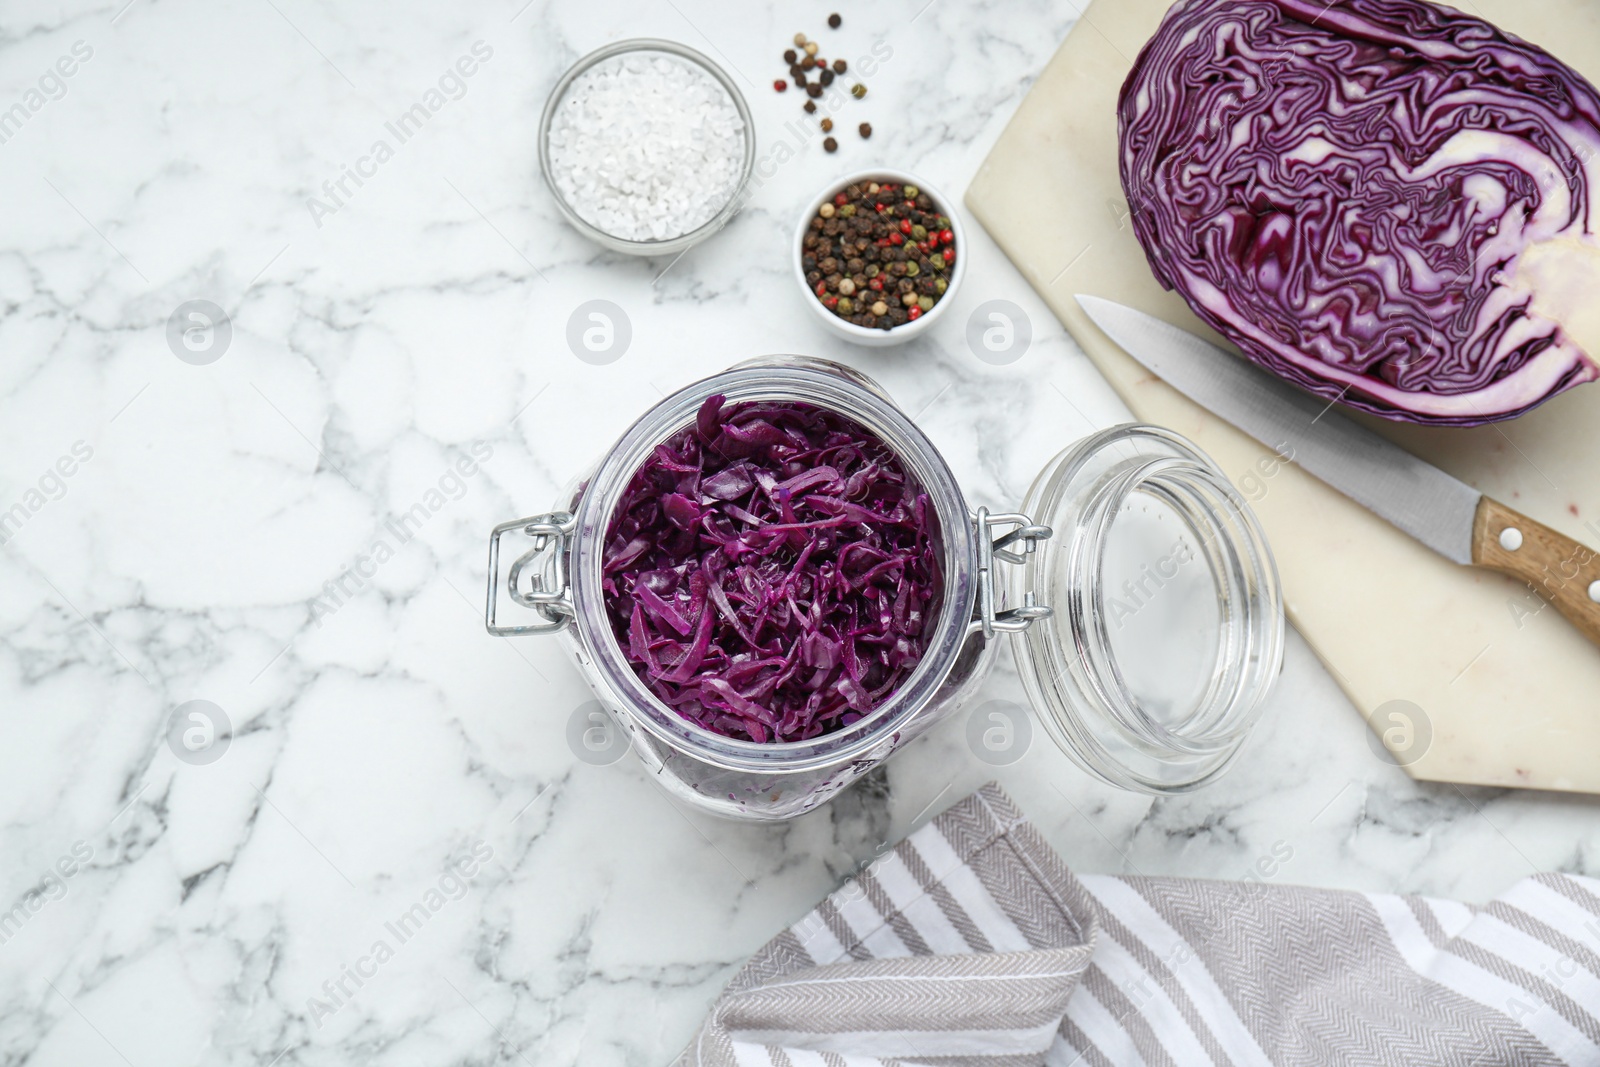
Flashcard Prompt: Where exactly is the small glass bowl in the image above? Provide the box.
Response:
[538,38,756,257]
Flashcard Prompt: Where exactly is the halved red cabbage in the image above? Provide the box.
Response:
[603,395,942,743]
[1119,0,1600,425]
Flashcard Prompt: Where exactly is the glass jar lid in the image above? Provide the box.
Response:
[1011,425,1284,793]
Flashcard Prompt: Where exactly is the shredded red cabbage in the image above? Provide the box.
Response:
[1120,0,1600,425]
[602,395,943,743]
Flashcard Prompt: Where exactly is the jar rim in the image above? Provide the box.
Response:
[567,356,981,772]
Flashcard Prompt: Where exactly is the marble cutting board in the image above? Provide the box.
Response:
[966,0,1600,793]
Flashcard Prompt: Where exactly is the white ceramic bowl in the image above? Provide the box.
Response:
[793,169,967,348]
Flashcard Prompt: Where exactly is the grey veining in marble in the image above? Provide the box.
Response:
[0,1,1596,1065]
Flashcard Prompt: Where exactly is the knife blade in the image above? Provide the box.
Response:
[1075,294,1600,648]
[1075,295,1479,562]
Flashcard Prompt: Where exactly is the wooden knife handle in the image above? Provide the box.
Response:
[1472,496,1600,649]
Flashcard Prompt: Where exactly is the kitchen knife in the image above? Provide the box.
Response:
[1076,295,1600,650]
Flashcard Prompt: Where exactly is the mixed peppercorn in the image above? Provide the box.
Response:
[803,180,957,330]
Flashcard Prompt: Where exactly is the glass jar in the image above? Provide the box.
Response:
[485,358,1283,819]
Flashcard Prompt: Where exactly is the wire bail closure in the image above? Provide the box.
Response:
[971,506,1053,638]
[485,513,578,636]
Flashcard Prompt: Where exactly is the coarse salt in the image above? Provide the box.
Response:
[547,51,746,243]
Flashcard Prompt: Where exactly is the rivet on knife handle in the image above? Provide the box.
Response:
[1471,497,1600,649]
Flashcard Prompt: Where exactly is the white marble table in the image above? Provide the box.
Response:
[1,1,1595,1064]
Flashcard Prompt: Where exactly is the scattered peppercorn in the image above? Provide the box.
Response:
[820,117,833,133]
[823,136,838,152]
[859,122,872,138]
[801,180,957,330]
[828,12,842,27]
[778,32,869,126]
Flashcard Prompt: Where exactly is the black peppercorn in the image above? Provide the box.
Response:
[806,83,823,98]
[819,68,835,86]
[828,13,841,28]
[803,100,817,113]
[832,59,847,74]
[859,122,872,139]
[823,136,838,152]
[784,49,797,64]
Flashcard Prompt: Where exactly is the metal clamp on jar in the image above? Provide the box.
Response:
[485,358,1283,820]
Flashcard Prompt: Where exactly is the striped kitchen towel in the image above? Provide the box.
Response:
[674,783,1600,1066]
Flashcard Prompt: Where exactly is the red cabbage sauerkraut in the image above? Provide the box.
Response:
[603,395,942,743]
